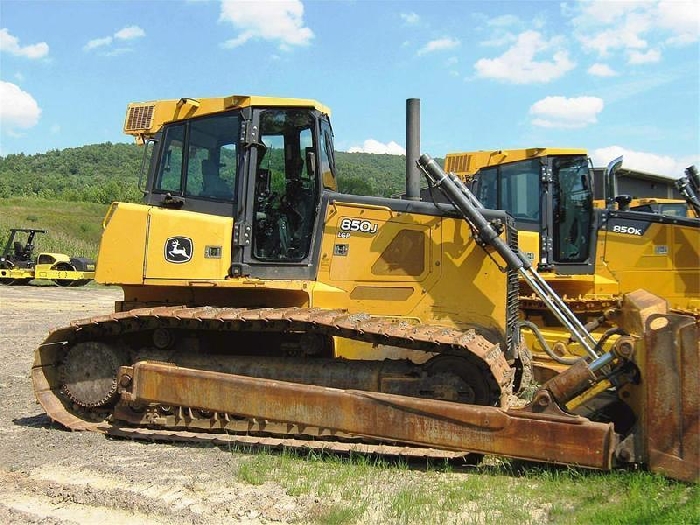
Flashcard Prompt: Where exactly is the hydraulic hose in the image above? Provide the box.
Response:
[518,320,582,365]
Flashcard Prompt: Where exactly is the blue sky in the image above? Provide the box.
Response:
[1,0,698,177]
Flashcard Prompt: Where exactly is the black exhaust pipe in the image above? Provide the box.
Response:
[405,98,421,201]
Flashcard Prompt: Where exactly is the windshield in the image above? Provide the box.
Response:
[154,112,240,202]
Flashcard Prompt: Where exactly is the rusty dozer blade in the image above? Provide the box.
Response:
[620,291,699,483]
[118,361,616,470]
[114,290,698,480]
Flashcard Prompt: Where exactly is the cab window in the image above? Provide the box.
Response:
[319,119,337,190]
[184,115,238,201]
[474,160,539,224]
[475,167,497,210]
[155,124,185,193]
[153,114,239,201]
[500,160,540,223]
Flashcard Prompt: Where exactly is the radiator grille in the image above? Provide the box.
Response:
[445,155,469,174]
[125,104,155,131]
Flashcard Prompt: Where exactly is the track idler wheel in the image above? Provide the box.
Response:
[59,341,127,408]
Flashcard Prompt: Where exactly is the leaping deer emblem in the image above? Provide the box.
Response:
[169,239,189,258]
[165,237,193,263]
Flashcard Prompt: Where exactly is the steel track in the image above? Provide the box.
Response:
[33,305,513,455]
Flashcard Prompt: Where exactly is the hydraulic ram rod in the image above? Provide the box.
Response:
[417,154,599,358]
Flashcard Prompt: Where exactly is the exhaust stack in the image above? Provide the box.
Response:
[405,98,421,201]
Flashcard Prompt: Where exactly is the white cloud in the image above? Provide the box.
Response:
[570,0,642,26]
[347,140,406,155]
[530,96,604,128]
[84,36,113,51]
[115,26,146,41]
[220,0,313,49]
[0,81,41,134]
[418,37,460,56]
[591,146,697,178]
[572,1,699,63]
[84,26,145,52]
[588,63,618,77]
[657,0,700,45]
[0,28,49,59]
[627,48,661,64]
[579,25,648,57]
[474,31,575,84]
[401,12,420,24]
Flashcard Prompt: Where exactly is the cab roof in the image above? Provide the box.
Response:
[445,147,588,176]
[124,95,330,142]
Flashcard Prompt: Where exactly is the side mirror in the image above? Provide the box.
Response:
[615,195,632,211]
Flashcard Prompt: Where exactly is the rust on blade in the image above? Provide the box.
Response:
[643,313,699,483]
[107,425,473,460]
[119,361,615,470]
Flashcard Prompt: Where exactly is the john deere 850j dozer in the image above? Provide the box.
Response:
[33,96,698,482]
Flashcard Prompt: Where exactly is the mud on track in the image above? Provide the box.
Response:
[0,286,315,524]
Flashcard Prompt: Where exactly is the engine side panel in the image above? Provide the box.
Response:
[314,200,509,341]
[600,212,700,313]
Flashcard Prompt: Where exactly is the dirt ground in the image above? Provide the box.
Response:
[0,285,316,524]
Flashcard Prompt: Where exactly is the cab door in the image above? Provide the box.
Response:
[232,108,328,281]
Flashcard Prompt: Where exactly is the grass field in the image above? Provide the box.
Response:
[0,197,107,260]
[233,448,699,525]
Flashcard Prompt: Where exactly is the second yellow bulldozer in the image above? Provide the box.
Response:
[444,147,700,379]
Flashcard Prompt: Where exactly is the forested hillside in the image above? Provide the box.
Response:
[0,143,430,203]
[0,143,144,203]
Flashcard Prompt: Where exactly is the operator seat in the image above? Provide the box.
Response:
[201,159,232,199]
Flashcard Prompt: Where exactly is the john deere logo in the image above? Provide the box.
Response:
[165,237,193,264]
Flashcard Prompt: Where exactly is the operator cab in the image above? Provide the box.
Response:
[141,100,337,278]
[470,153,594,272]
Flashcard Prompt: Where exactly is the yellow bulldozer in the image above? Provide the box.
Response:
[32,96,698,482]
[444,148,700,380]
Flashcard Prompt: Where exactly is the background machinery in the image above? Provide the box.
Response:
[0,228,95,287]
[598,156,697,218]
[32,95,698,482]
[677,165,700,217]
[443,148,700,379]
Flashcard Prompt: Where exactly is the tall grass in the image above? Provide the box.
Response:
[0,197,107,259]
